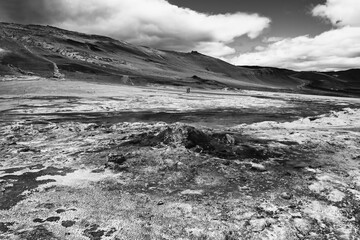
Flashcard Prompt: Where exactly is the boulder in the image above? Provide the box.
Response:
[107,153,126,165]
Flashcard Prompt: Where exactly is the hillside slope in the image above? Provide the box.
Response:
[0,22,359,96]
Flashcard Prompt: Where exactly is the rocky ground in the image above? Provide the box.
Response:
[1,78,360,239]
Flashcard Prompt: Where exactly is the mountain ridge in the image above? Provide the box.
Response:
[0,22,359,97]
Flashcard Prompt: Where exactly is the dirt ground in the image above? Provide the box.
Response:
[1,77,360,240]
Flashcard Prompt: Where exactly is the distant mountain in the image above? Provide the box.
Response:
[0,22,359,96]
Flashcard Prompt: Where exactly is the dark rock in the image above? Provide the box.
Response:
[61,220,76,228]
[224,231,238,240]
[288,204,297,209]
[46,216,60,222]
[105,162,128,171]
[105,227,117,237]
[105,152,128,171]
[5,137,17,145]
[133,125,211,150]
[309,117,320,121]
[33,218,45,223]
[236,144,268,160]
[107,153,126,165]
[2,183,14,190]
[91,168,105,173]
[353,210,360,224]
[38,203,55,209]
[56,209,66,214]
[185,127,211,149]
[17,146,40,153]
[84,123,99,131]
[192,75,202,80]
[290,212,302,218]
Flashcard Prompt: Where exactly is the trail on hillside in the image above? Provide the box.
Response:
[23,45,64,79]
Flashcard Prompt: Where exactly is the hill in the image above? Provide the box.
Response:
[0,22,359,96]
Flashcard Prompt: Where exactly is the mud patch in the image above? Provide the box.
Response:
[0,165,72,210]
[83,224,105,240]
[18,225,57,240]
[0,222,14,233]
[61,220,76,228]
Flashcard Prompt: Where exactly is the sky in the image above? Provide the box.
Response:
[0,0,359,71]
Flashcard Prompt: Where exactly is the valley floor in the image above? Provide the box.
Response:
[1,77,360,239]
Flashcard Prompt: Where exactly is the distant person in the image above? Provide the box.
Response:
[186,88,191,93]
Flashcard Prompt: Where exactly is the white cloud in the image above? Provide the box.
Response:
[312,0,360,27]
[230,0,360,71]
[47,0,270,57]
[230,27,360,71]
[254,46,265,51]
[195,42,236,57]
[263,37,284,43]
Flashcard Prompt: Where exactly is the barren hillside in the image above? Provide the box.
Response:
[1,22,359,96]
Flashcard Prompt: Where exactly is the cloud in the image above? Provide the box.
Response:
[230,27,360,71]
[0,0,270,58]
[194,42,236,57]
[263,37,285,43]
[230,0,360,71]
[0,0,64,24]
[312,0,360,27]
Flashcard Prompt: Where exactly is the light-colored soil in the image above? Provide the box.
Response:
[1,78,360,240]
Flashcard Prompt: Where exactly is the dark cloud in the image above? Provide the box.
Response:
[0,0,65,24]
[0,0,115,25]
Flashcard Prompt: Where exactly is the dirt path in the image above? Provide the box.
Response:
[24,45,64,78]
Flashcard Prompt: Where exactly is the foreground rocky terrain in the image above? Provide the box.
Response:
[1,77,360,239]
